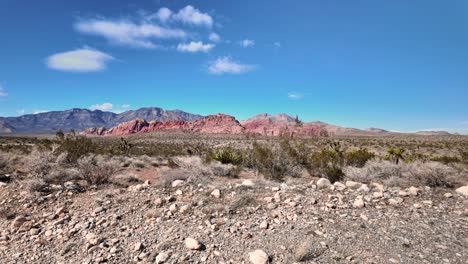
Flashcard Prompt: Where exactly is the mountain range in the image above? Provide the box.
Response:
[0,107,452,136]
[0,107,202,134]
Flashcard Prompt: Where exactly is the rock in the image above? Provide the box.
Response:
[372,192,384,199]
[398,191,410,197]
[172,180,185,187]
[211,189,221,199]
[444,193,453,198]
[29,228,40,236]
[346,181,361,190]
[259,220,269,229]
[371,183,384,192]
[456,186,468,197]
[249,249,269,264]
[85,233,99,245]
[11,216,27,229]
[353,197,365,208]
[389,198,403,205]
[134,242,144,251]
[272,187,280,192]
[333,182,346,191]
[185,237,203,250]
[179,205,191,214]
[357,184,370,193]
[95,207,106,214]
[316,178,331,189]
[169,204,178,213]
[408,186,421,196]
[155,252,170,263]
[242,180,255,187]
[44,230,53,237]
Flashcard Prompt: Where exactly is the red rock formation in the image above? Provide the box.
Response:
[83,114,245,136]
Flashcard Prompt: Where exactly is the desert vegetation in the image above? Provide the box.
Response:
[0,132,467,263]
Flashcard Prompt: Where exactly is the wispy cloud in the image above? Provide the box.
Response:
[274,42,281,48]
[0,84,7,97]
[33,110,49,114]
[288,92,304,100]
[177,41,214,53]
[209,32,221,42]
[121,104,131,108]
[90,102,113,111]
[46,48,114,72]
[16,109,25,116]
[172,5,213,28]
[208,57,255,75]
[75,19,186,49]
[239,39,255,47]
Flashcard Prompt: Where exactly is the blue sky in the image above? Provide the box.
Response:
[0,0,467,133]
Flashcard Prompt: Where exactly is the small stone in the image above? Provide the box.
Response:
[175,190,183,195]
[333,182,346,191]
[172,180,185,187]
[444,193,453,198]
[389,198,403,205]
[242,180,255,187]
[11,216,26,229]
[259,221,269,230]
[95,207,105,214]
[44,230,53,237]
[346,181,361,190]
[155,252,170,263]
[29,228,40,236]
[169,204,178,213]
[399,191,410,197]
[249,249,269,264]
[179,205,191,214]
[357,184,370,193]
[456,186,468,196]
[316,178,331,189]
[408,186,421,196]
[211,189,221,199]
[272,187,280,192]
[134,242,144,251]
[185,237,203,250]
[372,192,384,199]
[353,197,365,208]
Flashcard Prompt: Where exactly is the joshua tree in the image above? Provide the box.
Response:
[387,147,405,165]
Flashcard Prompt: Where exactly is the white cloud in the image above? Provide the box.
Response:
[208,57,255,75]
[177,41,214,53]
[46,48,114,72]
[209,32,220,42]
[288,92,304,100]
[75,19,186,48]
[33,110,49,114]
[173,5,213,27]
[155,7,172,22]
[0,85,7,97]
[121,104,131,108]
[90,103,113,111]
[240,39,255,47]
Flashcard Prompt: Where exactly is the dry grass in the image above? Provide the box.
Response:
[344,160,464,187]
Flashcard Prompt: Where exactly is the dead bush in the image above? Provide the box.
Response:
[77,155,119,185]
[345,160,462,187]
[158,168,190,188]
[25,149,56,178]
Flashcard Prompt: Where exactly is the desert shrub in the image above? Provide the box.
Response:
[308,142,346,182]
[26,149,56,178]
[344,160,402,183]
[406,161,459,187]
[57,134,98,163]
[431,155,460,164]
[345,148,375,168]
[345,160,461,187]
[210,147,244,165]
[42,167,80,185]
[0,152,11,171]
[158,168,190,187]
[77,155,118,185]
[385,147,405,165]
[248,142,289,181]
[460,151,468,164]
[25,179,51,193]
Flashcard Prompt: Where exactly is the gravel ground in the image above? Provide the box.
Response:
[1,176,467,264]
